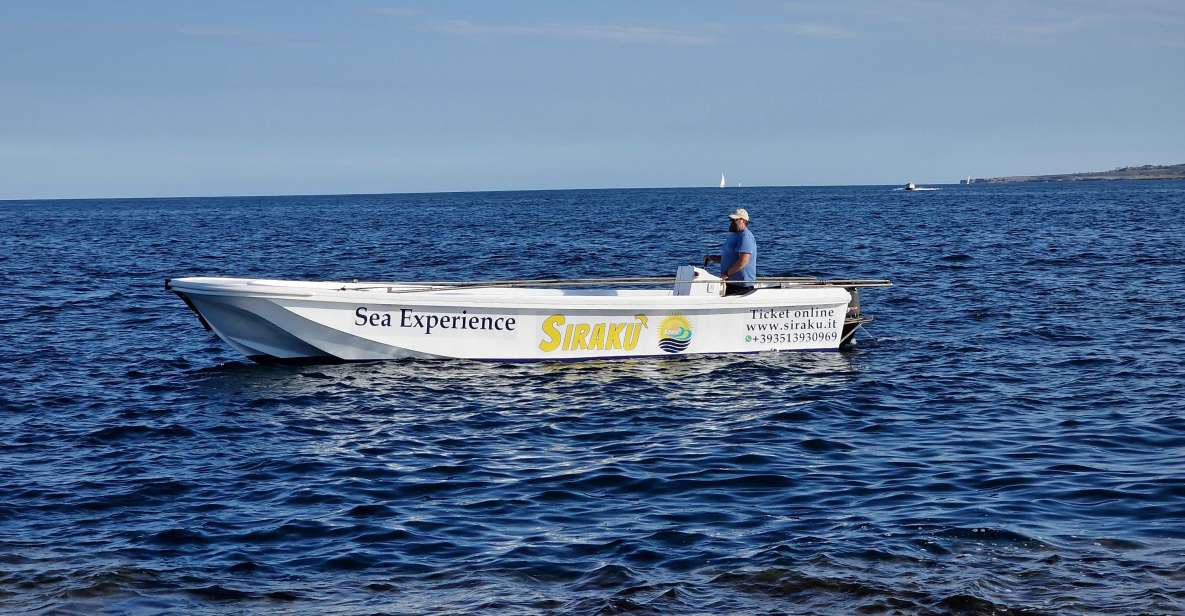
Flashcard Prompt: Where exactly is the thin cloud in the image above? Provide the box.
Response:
[179,26,262,42]
[371,7,422,18]
[431,20,716,46]
[782,0,1184,42]
[768,23,861,40]
[178,26,320,48]
[1007,16,1095,38]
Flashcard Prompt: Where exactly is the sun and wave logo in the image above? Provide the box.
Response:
[658,315,692,353]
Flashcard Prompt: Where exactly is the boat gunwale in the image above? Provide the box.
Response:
[167,277,859,310]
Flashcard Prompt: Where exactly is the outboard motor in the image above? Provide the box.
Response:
[841,286,871,348]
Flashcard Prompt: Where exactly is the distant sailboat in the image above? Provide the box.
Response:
[720,173,726,189]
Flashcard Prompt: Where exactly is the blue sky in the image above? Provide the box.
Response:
[2,1,1183,199]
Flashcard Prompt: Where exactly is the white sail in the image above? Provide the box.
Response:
[720,173,726,188]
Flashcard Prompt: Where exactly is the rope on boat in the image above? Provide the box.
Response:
[841,315,874,347]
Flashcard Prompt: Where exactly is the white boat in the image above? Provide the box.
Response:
[896,181,939,192]
[720,173,726,188]
[166,266,890,363]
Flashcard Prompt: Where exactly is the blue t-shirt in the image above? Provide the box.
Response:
[721,228,757,284]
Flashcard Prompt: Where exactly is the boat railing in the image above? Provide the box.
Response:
[335,277,892,294]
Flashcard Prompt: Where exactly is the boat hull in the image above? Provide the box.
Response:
[168,277,855,362]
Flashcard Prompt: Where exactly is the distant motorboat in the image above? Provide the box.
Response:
[895,181,939,192]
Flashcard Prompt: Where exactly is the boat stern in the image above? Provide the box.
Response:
[840,286,874,349]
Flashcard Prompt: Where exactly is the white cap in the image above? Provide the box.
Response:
[728,208,750,222]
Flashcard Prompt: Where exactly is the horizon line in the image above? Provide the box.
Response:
[0,181,985,203]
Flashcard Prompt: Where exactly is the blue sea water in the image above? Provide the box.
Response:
[1,182,1184,615]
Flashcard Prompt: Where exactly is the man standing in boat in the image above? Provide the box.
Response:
[704,208,757,296]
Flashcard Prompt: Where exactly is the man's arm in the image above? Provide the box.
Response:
[721,253,751,280]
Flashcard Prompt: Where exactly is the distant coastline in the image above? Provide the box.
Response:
[965,163,1185,184]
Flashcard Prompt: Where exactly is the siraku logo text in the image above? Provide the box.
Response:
[538,314,647,352]
[354,307,516,334]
